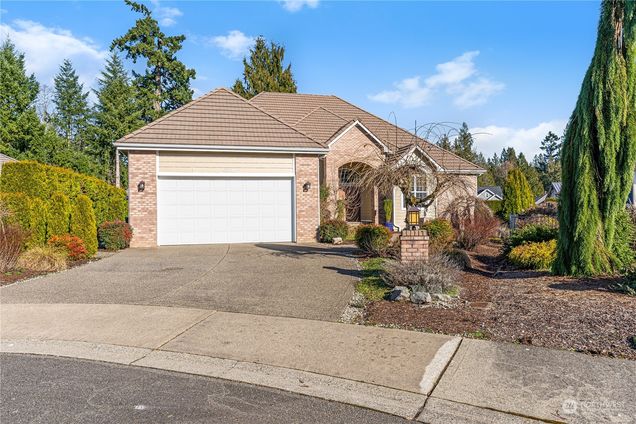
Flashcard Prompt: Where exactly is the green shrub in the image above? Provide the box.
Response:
[0,192,31,230]
[508,239,556,270]
[504,223,558,254]
[423,218,454,253]
[98,220,133,250]
[612,209,635,271]
[0,161,127,225]
[383,198,393,222]
[318,219,349,243]
[485,200,503,216]
[47,192,71,237]
[17,246,68,272]
[70,194,97,256]
[355,224,391,256]
[28,197,47,247]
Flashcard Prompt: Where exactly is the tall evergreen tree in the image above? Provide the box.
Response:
[91,52,143,183]
[502,168,534,215]
[555,0,635,275]
[52,59,91,149]
[517,152,544,196]
[0,39,43,154]
[232,37,297,99]
[534,131,562,189]
[451,122,477,163]
[436,134,452,151]
[112,0,195,122]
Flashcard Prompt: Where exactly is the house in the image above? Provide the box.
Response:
[535,182,562,204]
[114,88,483,247]
[0,153,16,174]
[477,186,503,201]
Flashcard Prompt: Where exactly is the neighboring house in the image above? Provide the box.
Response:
[0,153,17,174]
[535,182,562,204]
[477,186,503,201]
[115,88,483,247]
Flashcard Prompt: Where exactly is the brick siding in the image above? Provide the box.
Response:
[295,155,320,243]
[128,150,157,247]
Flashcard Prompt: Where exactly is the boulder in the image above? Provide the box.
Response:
[410,291,432,304]
[332,237,343,245]
[388,286,410,302]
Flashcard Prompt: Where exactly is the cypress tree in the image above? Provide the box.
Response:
[232,37,297,99]
[0,39,43,154]
[52,59,91,149]
[91,52,143,183]
[502,168,534,215]
[554,0,635,275]
[112,0,195,123]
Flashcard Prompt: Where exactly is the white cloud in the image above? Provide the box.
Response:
[210,30,255,60]
[0,19,107,90]
[472,119,568,159]
[369,51,504,109]
[281,0,319,12]
[150,0,182,27]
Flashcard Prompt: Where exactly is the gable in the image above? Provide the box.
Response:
[327,124,384,168]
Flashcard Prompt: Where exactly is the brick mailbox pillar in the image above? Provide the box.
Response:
[400,229,429,263]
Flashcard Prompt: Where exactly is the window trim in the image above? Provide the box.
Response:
[401,175,428,209]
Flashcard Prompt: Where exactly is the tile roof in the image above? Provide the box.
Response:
[251,92,484,172]
[116,88,325,149]
[478,186,503,198]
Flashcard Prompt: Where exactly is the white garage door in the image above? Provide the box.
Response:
[157,177,293,245]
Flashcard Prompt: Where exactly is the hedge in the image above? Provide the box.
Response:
[0,192,48,247]
[0,161,126,225]
[48,192,71,237]
[70,194,97,255]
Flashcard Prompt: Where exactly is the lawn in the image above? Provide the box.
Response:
[356,258,390,301]
[361,243,636,360]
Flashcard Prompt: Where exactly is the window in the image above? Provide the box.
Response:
[402,175,428,208]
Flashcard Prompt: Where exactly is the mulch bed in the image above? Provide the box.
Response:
[365,243,636,360]
[0,258,95,287]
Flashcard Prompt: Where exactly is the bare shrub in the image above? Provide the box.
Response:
[0,224,27,272]
[381,254,460,294]
[442,196,500,250]
[17,246,68,272]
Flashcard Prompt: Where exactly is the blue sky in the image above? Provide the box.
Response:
[1,1,600,159]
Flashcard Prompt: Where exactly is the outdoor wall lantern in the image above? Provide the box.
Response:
[137,180,145,192]
[407,205,421,229]
[303,182,311,192]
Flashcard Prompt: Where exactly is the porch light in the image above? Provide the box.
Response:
[303,182,311,192]
[137,180,145,192]
[407,205,420,229]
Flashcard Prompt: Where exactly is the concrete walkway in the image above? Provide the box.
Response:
[1,303,633,423]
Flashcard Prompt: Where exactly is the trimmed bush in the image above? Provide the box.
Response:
[0,224,27,272]
[70,194,97,256]
[0,161,127,225]
[28,197,47,247]
[47,192,71,237]
[504,223,558,254]
[446,248,471,270]
[48,234,88,261]
[17,246,68,272]
[423,218,454,253]
[508,239,556,270]
[381,254,460,294]
[318,219,349,243]
[98,221,133,250]
[355,224,391,256]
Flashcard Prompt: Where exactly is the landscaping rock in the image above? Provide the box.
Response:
[411,291,432,304]
[332,237,343,245]
[432,293,452,303]
[388,286,410,302]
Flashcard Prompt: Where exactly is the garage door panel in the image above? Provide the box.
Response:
[158,177,293,245]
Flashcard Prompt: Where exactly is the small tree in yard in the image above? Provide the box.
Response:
[555,0,635,275]
[502,168,534,216]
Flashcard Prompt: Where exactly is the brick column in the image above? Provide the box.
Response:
[128,150,157,247]
[295,155,320,243]
[400,229,429,263]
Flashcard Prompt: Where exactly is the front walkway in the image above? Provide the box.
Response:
[0,243,358,321]
[1,303,633,422]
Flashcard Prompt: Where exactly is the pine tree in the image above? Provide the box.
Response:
[437,134,452,150]
[555,0,635,275]
[232,37,297,99]
[91,52,143,183]
[534,131,562,190]
[502,168,534,215]
[52,59,91,149]
[451,122,477,163]
[0,39,43,154]
[112,0,195,123]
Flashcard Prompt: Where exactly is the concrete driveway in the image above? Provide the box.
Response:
[0,244,358,321]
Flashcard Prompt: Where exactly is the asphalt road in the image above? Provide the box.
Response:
[0,354,409,424]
